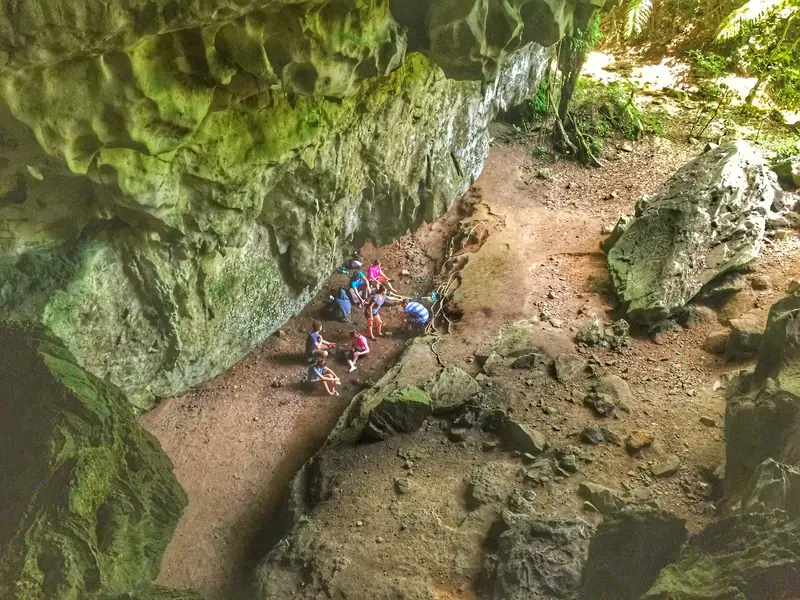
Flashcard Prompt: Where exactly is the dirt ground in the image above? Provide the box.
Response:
[142,135,800,599]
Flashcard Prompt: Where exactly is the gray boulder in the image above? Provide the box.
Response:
[555,353,588,382]
[482,514,594,599]
[578,482,626,514]
[607,141,784,325]
[424,367,482,414]
[740,458,800,517]
[579,509,687,600]
[465,462,518,510]
[725,313,764,361]
[503,420,547,455]
[772,153,800,188]
[362,385,432,441]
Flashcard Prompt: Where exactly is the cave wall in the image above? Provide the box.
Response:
[0,0,577,409]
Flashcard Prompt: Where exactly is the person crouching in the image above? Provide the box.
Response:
[308,358,341,396]
[346,329,370,372]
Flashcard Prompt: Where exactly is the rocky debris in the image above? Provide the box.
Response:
[578,482,626,514]
[447,427,470,442]
[579,509,687,600]
[554,447,580,475]
[772,153,800,188]
[740,458,800,517]
[607,141,784,325]
[507,489,538,515]
[626,429,655,453]
[752,294,800,395]
[576,318,630,349]
[482,322,576,364]
[643,511,800,599]
[424,367,482,414]
[484,351,506,376]
[503,420,547,455]
[600,214,634,253]
[362,385,433,442]
[0,330,187,600]
[725,313,764,361]
[651,454,681,478]
[555,353,588,382]
[750,275,771,290]
[581,426,622,446]
[677,305,718,329]
[584,376,633,418]
[100,586,205,600]
[725,296,800,492]
[789,279,800,294]
[699,415,717,427]
[482,514,594,600]
[695,272,748,306]
[466,462,518,510]
[511,352,547,370]
[702,330,729,354]
[394,478,410,496]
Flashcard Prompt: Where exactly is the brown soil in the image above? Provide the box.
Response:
[142,137,800,599]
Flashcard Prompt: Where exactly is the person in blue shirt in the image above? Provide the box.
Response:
[306,321,335,360]
[365,284,387,340]
[327,288,352,322]
[401,299,430,331]
[348,270,371,306]
[307,358,341,396]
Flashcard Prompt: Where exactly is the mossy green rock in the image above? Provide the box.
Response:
[607,141,783,325]
[0,328,187,600]
[0,30,550,408]
[363,384,433,441]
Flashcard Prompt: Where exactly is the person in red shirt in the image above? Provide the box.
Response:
[346,329,370,372]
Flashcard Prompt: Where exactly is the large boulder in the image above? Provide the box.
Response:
[424,366,483,414]
[482,514,595,599]
[643,511,800,599]
[740,458,800,518]
[0,328,187,600]
[607,141,784,325]
[362,385,433,441]
[579,509,687,600]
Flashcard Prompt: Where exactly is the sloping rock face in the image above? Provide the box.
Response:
[607,141,783,325]
[0,1,582,409]
[0,328,187,600]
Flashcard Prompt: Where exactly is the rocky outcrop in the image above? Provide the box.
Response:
[725,295,800,493]
[643,511,800,599]
[0,328,187,600]
[0,0,591,409]
[607,141,784,325]
[740,458,800,517]
[362,385,433,441]
[482,514,594,600]
[579,509,686,600]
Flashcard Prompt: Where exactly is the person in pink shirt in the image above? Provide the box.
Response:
[367,259,397,293]
[346,329,370,372]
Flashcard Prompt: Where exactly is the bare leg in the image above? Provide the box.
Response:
[375,317,383,337]
[322,380,334,394]
[367,320,375,340]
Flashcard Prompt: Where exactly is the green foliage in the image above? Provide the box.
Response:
[625,0,653,39]
[687,50,731,79]
[716,0,794,41]
[571,12,604,55]
[572,79,663,142]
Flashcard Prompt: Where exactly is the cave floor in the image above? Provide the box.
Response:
[141,138,800,600]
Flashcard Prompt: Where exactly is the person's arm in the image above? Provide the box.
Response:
[323,368,341,382]
[359,338,370,355]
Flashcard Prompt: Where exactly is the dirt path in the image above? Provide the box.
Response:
[141,215,460,599]
[143,137,800,598]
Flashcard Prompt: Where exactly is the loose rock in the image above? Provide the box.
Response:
[555,353,588,382]
[626,429,655,453]
[651,454,681,478]
[578,482,627,514]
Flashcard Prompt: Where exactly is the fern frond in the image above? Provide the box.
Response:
[716,0,789,40]
[625,0,653,39]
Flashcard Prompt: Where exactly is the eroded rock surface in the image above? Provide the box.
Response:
[607,141,784,325]
[0,328,187,600]
[0,2,566,408]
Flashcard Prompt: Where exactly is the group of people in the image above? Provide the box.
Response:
[306,256,433,396]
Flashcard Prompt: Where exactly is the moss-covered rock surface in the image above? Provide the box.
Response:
[0,0,576,408]
[0,328,188,600]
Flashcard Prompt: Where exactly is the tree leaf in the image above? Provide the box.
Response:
[716,0,791,41]
[625,0,653,39]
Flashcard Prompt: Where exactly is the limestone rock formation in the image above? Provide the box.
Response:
[0,328,187,600]
[579,509,687,600]
[0,0,575,409]
[642,511,800,599]
[362,384,433,441]
[424,366,483,414]
[725,295,800,493]
[481,514,595,600]
[740,458,800,517]
[607,141,784,325]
